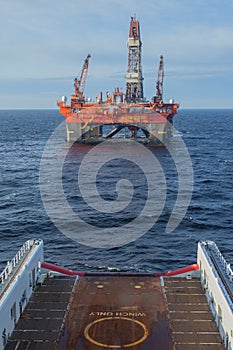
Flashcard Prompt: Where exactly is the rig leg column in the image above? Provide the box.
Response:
[66,122,82,142]
[89,125,102,138]
[147,123,168,144]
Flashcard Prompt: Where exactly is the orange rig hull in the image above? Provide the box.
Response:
[57,99,179,144]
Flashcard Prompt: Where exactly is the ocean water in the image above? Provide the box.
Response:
[0,109,232,273]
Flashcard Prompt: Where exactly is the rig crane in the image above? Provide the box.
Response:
[74,54,91,101]
[155,55,164,103]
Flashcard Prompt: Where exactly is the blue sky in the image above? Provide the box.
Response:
[0,0,233,109]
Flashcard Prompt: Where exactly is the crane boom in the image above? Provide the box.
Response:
[74,54,91,100]
[155,55,164,103]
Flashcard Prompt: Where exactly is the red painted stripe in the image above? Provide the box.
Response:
[41,262,85,277]
[154,264,199,277]
[42,261,199,278]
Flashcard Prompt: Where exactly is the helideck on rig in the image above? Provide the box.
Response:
[57,15,179,144]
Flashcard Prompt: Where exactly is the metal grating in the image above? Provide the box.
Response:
[164,277,225,350]
[4,276,75,350]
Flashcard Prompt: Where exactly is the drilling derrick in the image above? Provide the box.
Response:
[125,16,144,103]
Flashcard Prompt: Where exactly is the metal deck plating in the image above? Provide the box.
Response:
[1,240,232,350]
[4,275,225,350]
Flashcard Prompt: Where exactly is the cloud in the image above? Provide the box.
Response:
[0,0,233,108]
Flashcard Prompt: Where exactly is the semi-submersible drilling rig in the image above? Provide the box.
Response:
[57,16,179,144]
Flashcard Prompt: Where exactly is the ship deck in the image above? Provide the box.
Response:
[5,275,225,350]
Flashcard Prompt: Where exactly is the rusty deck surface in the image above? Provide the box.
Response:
[5,276,225,350]
[57,276,172,350]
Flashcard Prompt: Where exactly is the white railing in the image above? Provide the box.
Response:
[208,241,233,281]
[199,241,233,350]
[0,240,35,295]
[201,240,233,311]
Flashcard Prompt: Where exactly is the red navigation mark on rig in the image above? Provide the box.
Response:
[57,15,179,144]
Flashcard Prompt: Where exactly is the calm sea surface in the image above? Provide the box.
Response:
[0,109,232,272]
